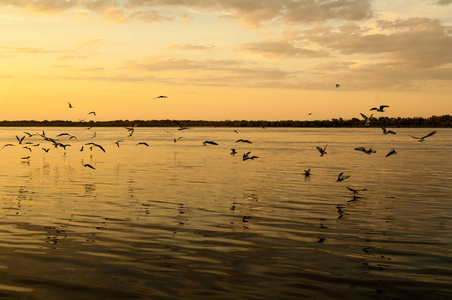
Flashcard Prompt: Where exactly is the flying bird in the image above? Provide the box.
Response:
[386,149,397,157]
[85,142,106,152]
[230,149,237,156]
[23,146,32,152]
[354,147,376,154]
[16,135,26,144]
[316,145,327,156]
[115,140,123,147]
[236,139,252,144]
[370,105,389,112]
[136,142,149,147]
[243,151,258,161]
[172,119,189,131]
[173,137,182,143]
[381,127,396,135]
[203,141,218,146]
[84,164,96,170]
[68,102,73,108]
[337,172,350,182]
[88,111,96,116]
[304,169,311,177]
[360,113,374,126]
[42,148,50,153]
[1,144,14,150]
[408,130,437,142]
[347,187,367,194]
[154,95,168,99]
[336,84,340,88]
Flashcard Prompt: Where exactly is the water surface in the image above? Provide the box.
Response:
[0,127,451,299]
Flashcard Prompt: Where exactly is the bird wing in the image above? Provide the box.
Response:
[422,130,437,139]
[354,147,366,152]
[407,134,420,140]
[380,105,389,109]
[360,113,368,120]
[370,107,377,111]
[337,172,344,180]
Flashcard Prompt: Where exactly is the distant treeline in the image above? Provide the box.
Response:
[0,115,450,127]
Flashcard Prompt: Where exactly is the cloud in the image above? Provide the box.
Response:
[0,46,53,53]
[167,44,215,51]
[238,39,330,58]
[1,0,374,25]
[119,56,291,87]
[433,0,452,5]
[301,18,452,68]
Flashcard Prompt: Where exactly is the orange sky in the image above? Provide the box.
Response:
[0,1,451,121]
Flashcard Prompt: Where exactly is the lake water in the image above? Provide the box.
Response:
[0,127,451,299]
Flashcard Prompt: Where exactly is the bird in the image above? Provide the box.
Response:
[336,84,340,88]
[381,127,396,135]
[115,140,123,147]
[56,133,71,137]
[21,156,30,160]
[23,132,34,137]
[236,139,252,144]
[347,187,367,194]
[354,147,376,154]
[85,142,106,152]
[337,172,350,182]
[23,146,32,152]
[386,149,397,157]
[68,102,73,108]
[154,95,168,99]
[233,130,239,134]
[173,137,182,143]
[304,169,311,177]
[360,113,374,126]
[243,152,259,161]
[84,164,96,170]
[408,130,437,142]
[16,135,25,144]
[88,111,96,116]
[1,144,14,150]
[370,105,389,112]
[203,141,218,146]
[42,148,50,153]
[173,120,189,131]
[230,149,237,156]
[136,142,149,147]
[316,145,327,156]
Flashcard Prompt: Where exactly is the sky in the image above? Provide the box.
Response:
[0,0,451,121]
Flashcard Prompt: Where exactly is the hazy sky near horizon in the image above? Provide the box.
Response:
[0,0,451,121]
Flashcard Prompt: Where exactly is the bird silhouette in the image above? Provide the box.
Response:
[84,164,96,170]
[115,140,123,147]
[88,111,96,116]
[230,149,237,156]
[154,95,168,99]
[385,149,397,157]
[136,142,149,147]
[203,141,218,146]
[336,84,340,88]
[381,127,396,135]
[173,120,189,131]
[85,142,106,152]
[408,131,437,142]
[16,135,25,144]
[337,172,350,182]
[243,151,258,161]
[304,169,311,177]
[68,102,73,108]
[1,144,14,150]
[370,105,389,112]
[354,147,376,154]
[236,139,252,144]
[316,145,327,156]
[347,187,367,194]
[360,113,374,126]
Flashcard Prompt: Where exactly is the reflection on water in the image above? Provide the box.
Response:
[0,127,451,299]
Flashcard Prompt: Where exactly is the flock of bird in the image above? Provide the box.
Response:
[3,95,438,188]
